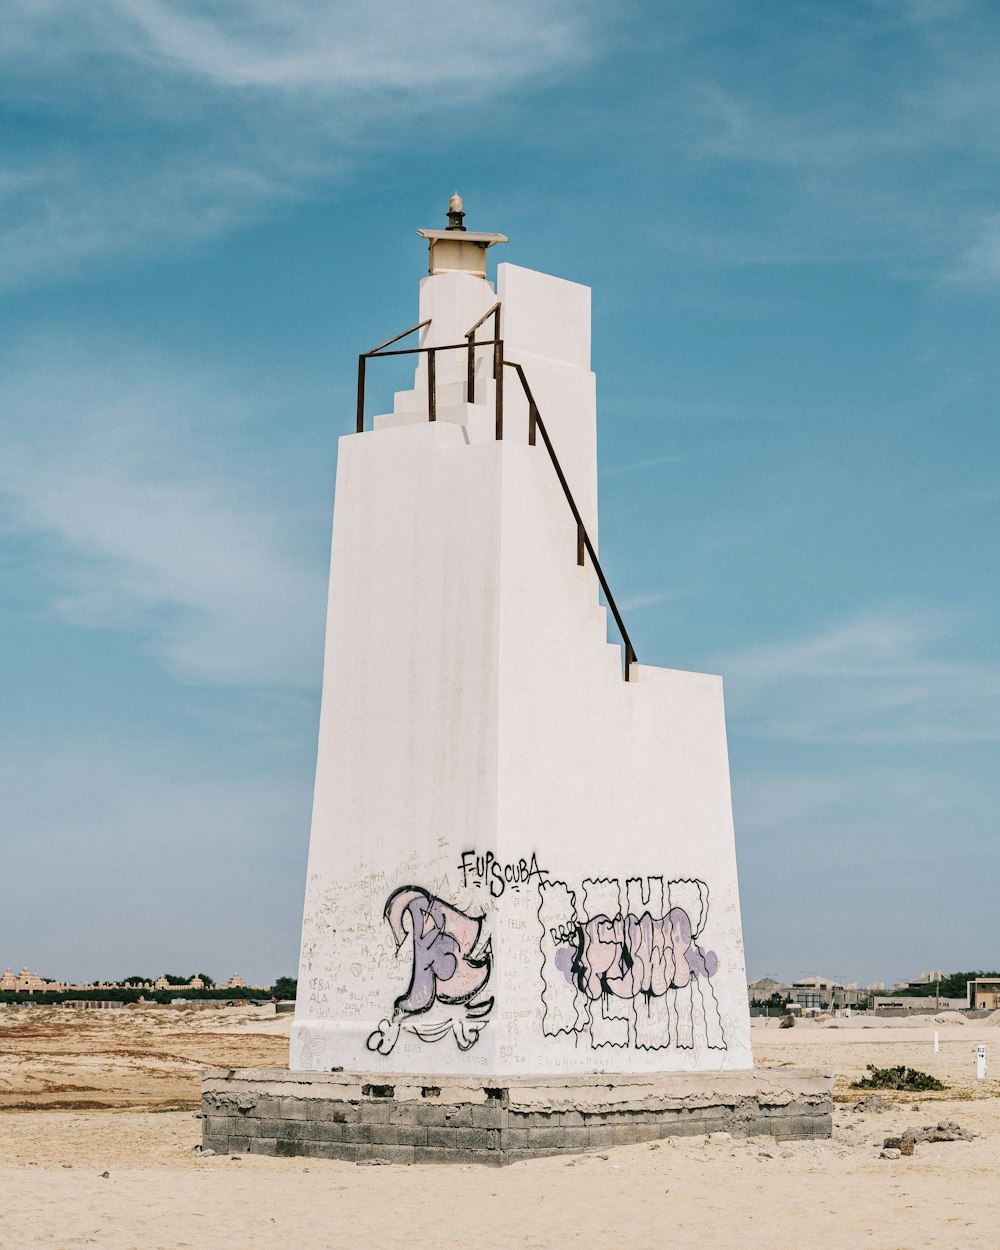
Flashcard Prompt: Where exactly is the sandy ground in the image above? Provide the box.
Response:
[0,1005,289,1111]
[2,1006,999,1250]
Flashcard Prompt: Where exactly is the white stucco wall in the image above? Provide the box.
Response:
[291,263,752,1076]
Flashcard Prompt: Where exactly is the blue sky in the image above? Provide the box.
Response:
[1,1,997,987]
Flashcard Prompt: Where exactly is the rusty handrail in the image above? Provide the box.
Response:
[465,303,502,429]
[354,321,637,680]
[465,303,501,338]
[357,324,503,435]
[357,319,430,434]
[505,360,637,681]
[368,319,431,355]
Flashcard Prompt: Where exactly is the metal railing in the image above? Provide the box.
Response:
[357,317,503,438]
[504,360,638,681]
[355,309,638,681]
[466,302,502,424]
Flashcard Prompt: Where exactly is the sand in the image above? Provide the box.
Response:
[0,1004,289,1111]
[2,1006,999,1249]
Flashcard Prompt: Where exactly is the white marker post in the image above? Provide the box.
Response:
[976,1044,987,1080]
[933,1030,940,1053]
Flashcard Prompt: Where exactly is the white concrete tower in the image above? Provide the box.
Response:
[291,199,753,1076]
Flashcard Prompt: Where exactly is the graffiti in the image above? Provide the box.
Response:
[297,1029,339,1072]
[538,876,727,1052]
[367,886,493,1055]
[458,849,549,898]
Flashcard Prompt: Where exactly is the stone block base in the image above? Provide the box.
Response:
[200,1067,833,1166]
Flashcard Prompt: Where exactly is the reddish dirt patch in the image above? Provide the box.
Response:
[0,1007,288,1111]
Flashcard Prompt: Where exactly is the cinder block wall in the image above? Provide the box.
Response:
[201,1069,832,1166]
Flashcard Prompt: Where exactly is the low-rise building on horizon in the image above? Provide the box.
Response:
[2,966,267,995]
[747,974,893,1012]
[788,976,862,1011]
[747,976,788,1003]
[873,995,969,1012]
[968,978,1000,1009]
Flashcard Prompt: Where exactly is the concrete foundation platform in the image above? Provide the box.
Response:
[200,1066,834,1166]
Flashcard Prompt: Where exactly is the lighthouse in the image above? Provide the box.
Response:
[199,202,834,1164]
[288,198,753,1078]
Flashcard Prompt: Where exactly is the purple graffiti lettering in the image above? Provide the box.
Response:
[561,907,718,1002]
[385,887,490,1014]
[367,886,494,1056]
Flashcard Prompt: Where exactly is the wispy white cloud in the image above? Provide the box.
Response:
[0,332,328,687]
[0,0,595,94]
[626,1,1000,282]
[945,214,1000,287]
[619,586,700,612]
[602,453,684,476]
[0,155,293,289]
[104,0,593,92]
[0,1,606,287]
[717,609,1000,744]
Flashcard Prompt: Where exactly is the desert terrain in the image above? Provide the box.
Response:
[1,1005,999,1249]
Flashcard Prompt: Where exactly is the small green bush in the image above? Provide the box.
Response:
[850,1064,946,1092]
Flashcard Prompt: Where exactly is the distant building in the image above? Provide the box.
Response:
[0,967,51,993]
[59,1000,124,1010]
[968,979,1000,1009]
[788,976,861,1011]
[747,977,788,1003]
[2,966,266,996]
[888,970,949,993]
[747,975,889,1010]
[873,996,968,1012]
[153,975,205,991]
[2,967,150,994]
